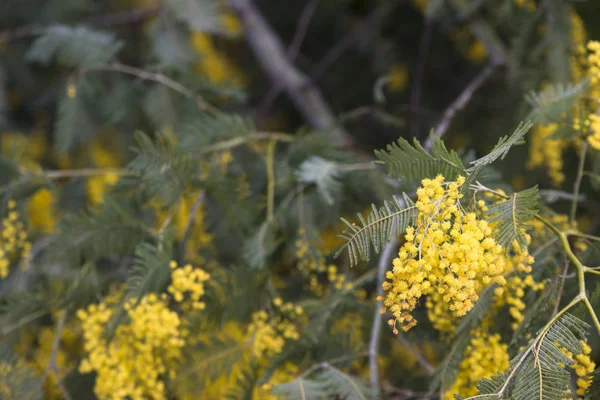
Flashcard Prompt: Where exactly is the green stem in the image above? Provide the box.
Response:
[266,140,276,221]
[583,297,600,335]
[567,230,600,243]
[199,132,294,154]
[570,142,588,223]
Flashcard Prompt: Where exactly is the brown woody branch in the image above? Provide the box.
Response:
[228,0,354,147]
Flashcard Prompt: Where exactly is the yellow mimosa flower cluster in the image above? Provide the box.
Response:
[527,123,566,186]
[248,298,302,360]
[77,295,185,400]
[296,229,352,296]
[0,200,31,278]
[560,340,596,398]
[445,328,510,399]
[381,175,507,333]
[77,260,211,400]
[26,188,57,233]
[167,260,211,311]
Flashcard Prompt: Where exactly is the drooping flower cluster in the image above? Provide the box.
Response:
[381,175,507,332]
[0,200,31,278]
[445,328,510,400]
[168,261,211,311]
[247,298,303,361]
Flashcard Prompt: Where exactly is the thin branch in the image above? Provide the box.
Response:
[570,142,588,223]
[287,0,320,62]
[552,257,570,316]
[1,309,48,337]
[80,62,221,115]
[229,0,353,146]
[39,310,68,393]
[369,238,399,397]
[395,333,435,374]
[410,21,433,139]
[266,140,276,221]
[256,0,319,120]
[425,63,497,150]
[44,168,129,179]
[179,191,206,260]
[309,2,400,84]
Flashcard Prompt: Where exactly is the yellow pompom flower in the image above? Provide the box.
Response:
[527,123,566,186]
[26,188,57,233]
[0,200,31,278]
[167,261,211,311]
[247,299,303,361]
[445,328,510,399]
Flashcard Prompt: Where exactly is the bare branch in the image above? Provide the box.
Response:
[229,0,354,146]
[426,62,498,150]
[80,62,221,115]
[369,238,399,397]
[410,21,433,138]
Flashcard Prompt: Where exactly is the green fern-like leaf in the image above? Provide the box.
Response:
[315,367,375,400]
[164,0,225,34]
[272,377,329,400]
[0,345,43,400]
[54,83,95,153]
[223,364,258,400]
[176,334,250,392]
[375,135,465,182]
[524,80,588,125]
[585,368,600,400]
[335,194,417,266]
[26,25,123,67]
[468,121,532,170]
[484,186,539,249]
[126,240,173,302]
[296,157,342,205]
[470,312,589,400]
[47,198,149,265]
[128,131,194,205]
[178,113,256,152]
[243,220,280,269]
[432,286,496,394]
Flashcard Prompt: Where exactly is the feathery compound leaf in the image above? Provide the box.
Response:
[272,377,330,400]
[0,346,43,400]
[128,131,194,205]
[243,220,280,269]
[54,82,95,153]
[335,194,417,266]
[177,334,251,392]
[165,0,225,34]
[525,80,589,125]
[484,186,539,249]
[27,25,123,67]
[375,134,465,182]
[468,121,532,170]
[178,113,256,151]
[471,313,589,400]
[126,240,173,301]
[47,199,148,265]
[586,368,600,400]
[296,157,342,205]
[315,366,375,400]
[431,286,495,394]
